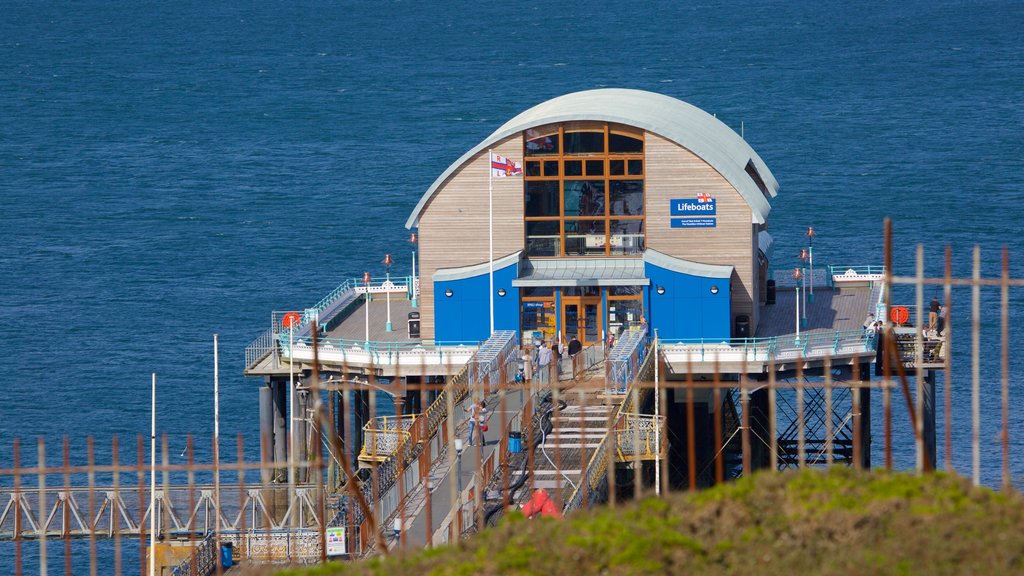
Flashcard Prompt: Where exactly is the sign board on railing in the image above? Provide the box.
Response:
[326,527,346,556]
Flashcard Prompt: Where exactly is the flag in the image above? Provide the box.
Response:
[697,192,712,203]
[490,153,522,177]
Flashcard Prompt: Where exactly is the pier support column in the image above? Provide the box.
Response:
[272,380,288,478]
[259,384,274,483]
[296,389,310,483]
[859,363,872,469]
[923,370,937,470]
[749,388,771,471]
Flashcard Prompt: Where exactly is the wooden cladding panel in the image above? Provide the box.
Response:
[644,133,757,327]
[417,136,525,339]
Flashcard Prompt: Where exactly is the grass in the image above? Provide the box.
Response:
[248,468,1024,576]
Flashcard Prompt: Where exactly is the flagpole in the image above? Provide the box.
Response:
[149,372,156,576]
[488,148,494,335]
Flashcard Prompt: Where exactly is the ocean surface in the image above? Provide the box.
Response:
[2,0,1022,571]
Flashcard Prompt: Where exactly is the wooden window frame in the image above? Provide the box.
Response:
[524,123,646,258]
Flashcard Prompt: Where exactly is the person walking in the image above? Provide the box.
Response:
[465,400,488,447]
[567,335,583,378]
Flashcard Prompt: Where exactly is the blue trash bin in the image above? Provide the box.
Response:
[509,431,522,453]
[220,542,234,568]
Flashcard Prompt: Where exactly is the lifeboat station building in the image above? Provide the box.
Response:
[407,88,778,348]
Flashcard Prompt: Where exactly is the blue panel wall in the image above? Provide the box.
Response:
[433,262,519,343]
[644,263,730,341]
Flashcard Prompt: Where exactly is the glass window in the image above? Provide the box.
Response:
[525,130,559,155]
[609,159,625,176]
[564,220,606,256]
[610,180,644,216]
[561,287,599,297]
[526,220,560,257]
[609,220,645,255]
[627,159,643,175]
[564,132,604,154]
[525,181,560,217]
[563,180,605,217]
[564,160,582,176]
[523,287,554,297]
[609,133,643,154]
[609,286,643,296]
[543,160,559,176]
[585,160,604,176]
[608,300,644,336]
[525,161,541,177]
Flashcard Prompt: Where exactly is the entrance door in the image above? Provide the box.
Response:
[562,296,602,345]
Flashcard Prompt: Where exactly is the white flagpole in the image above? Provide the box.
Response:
[213,334,222,565]
[654,332,660,496]
[149,372,157,576]
[488,148,495,335]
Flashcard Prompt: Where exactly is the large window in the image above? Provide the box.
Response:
[524,123,646,257]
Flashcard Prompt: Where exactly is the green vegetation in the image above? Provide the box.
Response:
[262,469,1024,575]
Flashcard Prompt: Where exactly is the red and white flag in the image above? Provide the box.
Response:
[490,153,522,177]
[697,192,712,203]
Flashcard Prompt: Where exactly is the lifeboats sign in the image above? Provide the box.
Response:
[670,194,717,228]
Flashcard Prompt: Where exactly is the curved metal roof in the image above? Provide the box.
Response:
[406,88,779,229]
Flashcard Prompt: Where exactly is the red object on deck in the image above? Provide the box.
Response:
[282,311,302,329]
[521,489,563,520]
[890,306,910,325]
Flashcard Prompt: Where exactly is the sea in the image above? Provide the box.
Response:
[2,0,1022,572]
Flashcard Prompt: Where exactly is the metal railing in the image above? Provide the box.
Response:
[607,328,649,394]
[659,329,874,363]
[169,535,218,576]
[616,414,666,461]
[244,275,416,370]
[359,415,418,462]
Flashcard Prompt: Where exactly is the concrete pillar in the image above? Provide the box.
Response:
[259,384,274,483]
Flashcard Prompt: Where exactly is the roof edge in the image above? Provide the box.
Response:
[432,251,522,283]
[643,248,734,279]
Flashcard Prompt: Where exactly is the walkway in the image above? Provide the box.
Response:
[383,386,528,550]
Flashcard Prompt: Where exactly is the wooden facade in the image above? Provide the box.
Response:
[415,115,768,340]
[644,133,758,329]
[417,135,523,340]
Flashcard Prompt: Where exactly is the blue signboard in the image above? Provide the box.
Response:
[670,196,716,216]
[671,218,717,228]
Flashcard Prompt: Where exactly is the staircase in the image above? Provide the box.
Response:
[526,392,614,507]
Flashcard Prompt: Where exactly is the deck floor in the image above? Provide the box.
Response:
[327,297,419,343]
[756,286,873,338]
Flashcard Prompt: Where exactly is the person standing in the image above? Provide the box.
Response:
[552,337,564,376]
[567,335,583,377]
[521,346,534,385]
[537,341,552,383]
[929,296,940,331]
[465,400,488,447]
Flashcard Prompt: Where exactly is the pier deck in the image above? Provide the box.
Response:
[756,286,872,338]
[326,298,418,343]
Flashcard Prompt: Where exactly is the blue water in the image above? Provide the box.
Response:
[2,0,1022,571]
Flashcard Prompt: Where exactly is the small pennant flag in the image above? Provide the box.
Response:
[490,153,523,177]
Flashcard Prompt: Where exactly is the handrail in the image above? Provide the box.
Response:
[658,329,874,360]
[169,534,217,576]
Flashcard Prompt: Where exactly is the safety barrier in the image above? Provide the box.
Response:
[615,414,666,461]
[358,415,417,463]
